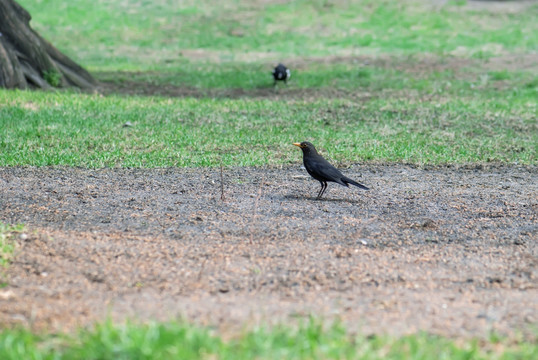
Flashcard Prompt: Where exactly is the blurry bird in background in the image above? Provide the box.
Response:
[272,63,290,85]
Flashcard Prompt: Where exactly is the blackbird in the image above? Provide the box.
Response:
[272,63,290,85]
[293,141,369,199]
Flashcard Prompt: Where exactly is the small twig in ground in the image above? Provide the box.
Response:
[249,175,265,244]
[220,161,225,202]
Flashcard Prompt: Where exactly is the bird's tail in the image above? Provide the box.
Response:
[343,176,369,190]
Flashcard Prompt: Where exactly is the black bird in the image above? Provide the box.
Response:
[293,141,369,199]
[272,63,291,85]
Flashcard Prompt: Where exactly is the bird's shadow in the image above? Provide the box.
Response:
[283,194,363,204]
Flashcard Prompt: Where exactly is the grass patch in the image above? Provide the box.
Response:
[21,0,538,71]
[1,89,536,167]
[0,319,536,359]
[0,223,24,269]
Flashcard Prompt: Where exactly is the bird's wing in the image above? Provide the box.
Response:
[305,157,345,184]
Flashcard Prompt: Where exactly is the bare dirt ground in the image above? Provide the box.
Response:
[1,164,537,340]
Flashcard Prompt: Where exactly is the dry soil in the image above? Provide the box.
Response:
[1,164,536,340]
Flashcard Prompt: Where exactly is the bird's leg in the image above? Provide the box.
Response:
[320,181,327,198]
[317,181,327,199]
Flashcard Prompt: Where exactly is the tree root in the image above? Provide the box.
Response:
[0,0,96,90]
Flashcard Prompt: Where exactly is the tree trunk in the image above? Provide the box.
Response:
[0,0,96,90]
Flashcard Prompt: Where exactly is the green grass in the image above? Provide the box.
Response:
[0,223,24,269]
[1,88,536,167]
[0,319,536,360]
[20,0,538,71]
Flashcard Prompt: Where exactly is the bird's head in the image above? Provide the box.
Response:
[293,141,317,154]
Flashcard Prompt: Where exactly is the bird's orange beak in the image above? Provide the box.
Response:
[292,143,301,147]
